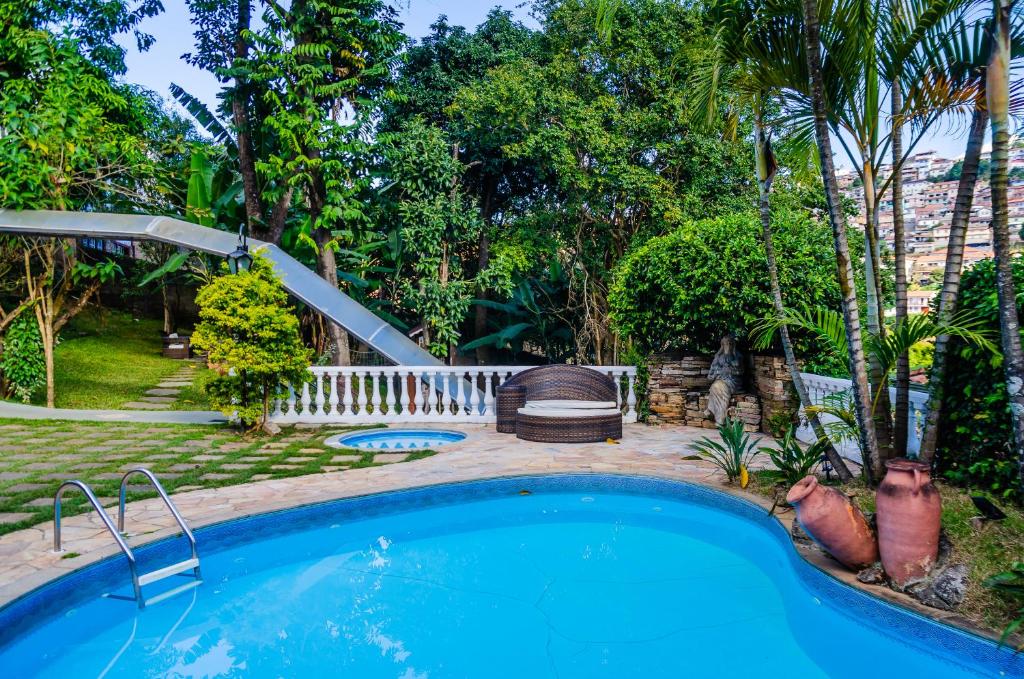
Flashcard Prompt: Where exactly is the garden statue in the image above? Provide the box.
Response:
[704,334,743,425]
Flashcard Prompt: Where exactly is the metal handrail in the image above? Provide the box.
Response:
[53,480,142,602]
[118,468,199,565]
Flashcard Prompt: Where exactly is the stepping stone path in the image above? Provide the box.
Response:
[123,362,200,410]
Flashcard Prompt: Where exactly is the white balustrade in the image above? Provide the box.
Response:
[795,372,929,463]
[271,365,639,425]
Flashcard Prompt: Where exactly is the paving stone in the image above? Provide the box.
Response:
[320,466,347,472]
[135,439,172,447]
[0,472,29,481]
[297,448,325,454]
[180,439,215,449]
[169,463,199,472]
[25,498,53,508]
[199,473,234,481]
[101,439,137,446]
[38,473,74,481]
[219,463,254,471]
[191,454,225,462]
[92,473,123,481]
[373,453,410,464]
[172,485,203,492]
[5,483,49,493]
[157,381,192,388]
[250,474,272,481]
[261,442,289,450]
[270,464,301,470]
[22,463,58,471]
[330,455,362,463]
[144,388,180,397]
[69,463,105,471]
[236,456,267,463]
[144,454,179,461]
[123,402,172,410]
[284,457,316,464]
[217,443,249,452]
[0,513,33,524]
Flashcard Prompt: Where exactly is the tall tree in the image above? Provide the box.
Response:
[801,0,882,481]
[986,0,1024,489]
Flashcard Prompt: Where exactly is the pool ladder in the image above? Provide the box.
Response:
[53,467,202,609]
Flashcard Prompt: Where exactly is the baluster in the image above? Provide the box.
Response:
[314,372,328,419]
[440,371,453,418]
[463,370,477,417]
[414,372,426,418]
[625,370,637,422]
[371,371,382,416]
[356,370,368,418]
[342,372,354,419]
[285,385,297,418]
[300,381,312,417]
[270,390,284,420]
[382,370,396,418]
[326,370,339,418]
[483,371,495,416]
[425,372,438,416]
[611,369,623,410]
[399,369,411,415]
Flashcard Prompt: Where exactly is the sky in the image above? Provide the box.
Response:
[121,0,975,168]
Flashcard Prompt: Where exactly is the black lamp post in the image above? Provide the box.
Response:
[227,224,253,274]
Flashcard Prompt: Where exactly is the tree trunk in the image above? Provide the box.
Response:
[162,284,173,335]
[315,237,351,366]
[891,76,911,457]
[919,100,988,462]
[860,162,894,469]
[986,0,1024,490]
[231,0,264,238]
[802,0,881,483]
[754,115,853,481]
[474,176,496,365]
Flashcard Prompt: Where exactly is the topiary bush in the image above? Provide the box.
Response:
[0,312,45,402]
[191,255,312,429]
[937,258,1023,503]
[608,208,843,356]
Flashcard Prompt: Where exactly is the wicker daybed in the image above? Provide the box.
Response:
[495,365,623,443]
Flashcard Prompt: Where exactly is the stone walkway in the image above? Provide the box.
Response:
[123,361,200,410]
[0,401,225,424]
[0,422,976,636]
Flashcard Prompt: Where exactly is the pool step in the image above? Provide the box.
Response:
[138,558,201,587]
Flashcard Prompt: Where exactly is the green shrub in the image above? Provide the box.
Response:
[1,312,45,402]
[759,427,825,487]
[191,255,311,429]
[937,258,1023,503]
[689,418,762,485]
[608,208,842,355]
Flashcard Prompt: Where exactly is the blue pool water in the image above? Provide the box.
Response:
[325,428,467,450]
[0,476,1019,678]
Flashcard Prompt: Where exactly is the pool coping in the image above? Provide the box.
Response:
[0,423,1015,654]
[0,472,1020,675]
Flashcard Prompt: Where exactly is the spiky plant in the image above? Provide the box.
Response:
[689,418,762,486]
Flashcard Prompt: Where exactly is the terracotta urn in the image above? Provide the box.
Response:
[786,476,878,570]
[876,458,941,587]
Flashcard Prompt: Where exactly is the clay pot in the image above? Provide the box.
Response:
[876,458,941,587]
[786,476,878,569]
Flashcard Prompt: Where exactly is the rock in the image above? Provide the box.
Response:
[790,520,815,546]
[262,421,282,436]
[857,563,887,585]
[912,563,969,611]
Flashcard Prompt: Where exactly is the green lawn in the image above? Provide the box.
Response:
[0,418,427,536]
[30,310,187,409]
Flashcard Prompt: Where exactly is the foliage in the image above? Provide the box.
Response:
[378,118,483,356]
[985,563,1024,648]
[938,258,1024,503]
[0,312,45,402]
[689,418,762,486]
[759,427,825,487]
[191,256,311,428]
[805,391,864,456]
[609,207,841,354]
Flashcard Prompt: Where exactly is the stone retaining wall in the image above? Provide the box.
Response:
[646,352,798,434]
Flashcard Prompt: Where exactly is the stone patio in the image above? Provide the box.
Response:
[0,422,981,638]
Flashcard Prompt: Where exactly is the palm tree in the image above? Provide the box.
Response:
[986,0,1024,489]
[694,0,854,480]
[801,0,883,482]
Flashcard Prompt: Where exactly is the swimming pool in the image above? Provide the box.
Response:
[325,428,467,450]
[0,475,1019,677]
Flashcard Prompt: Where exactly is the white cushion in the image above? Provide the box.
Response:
[517,407,622,418]
[522,400,617,410]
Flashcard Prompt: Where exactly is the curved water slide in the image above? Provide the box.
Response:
[0,209,442,367]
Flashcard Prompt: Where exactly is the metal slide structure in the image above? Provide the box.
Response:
[0,209,442,367]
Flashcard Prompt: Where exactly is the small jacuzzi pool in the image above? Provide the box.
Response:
[325,428,467,450]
